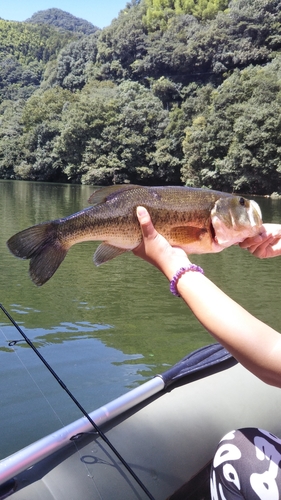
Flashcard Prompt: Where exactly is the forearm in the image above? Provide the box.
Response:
[174,269,281,387]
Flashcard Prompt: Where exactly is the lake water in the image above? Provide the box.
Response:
[0,179,281,459]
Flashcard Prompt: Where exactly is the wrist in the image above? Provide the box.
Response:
[159,257,191,281]
[170,264,204,297]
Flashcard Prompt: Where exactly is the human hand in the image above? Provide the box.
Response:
[239,223,281,258]
[133,206,191,280]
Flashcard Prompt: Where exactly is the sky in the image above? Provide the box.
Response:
[0,0,129,29]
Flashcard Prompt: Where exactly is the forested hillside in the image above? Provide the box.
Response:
[1,0,281,194]
[25,8,99,34]
[0,19,75,101]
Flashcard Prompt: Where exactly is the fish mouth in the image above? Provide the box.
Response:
[210,221,216,242]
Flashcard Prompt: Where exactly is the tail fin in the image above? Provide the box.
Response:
[7,222,67,286]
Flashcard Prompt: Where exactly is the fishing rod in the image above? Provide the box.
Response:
[0,303,155,500]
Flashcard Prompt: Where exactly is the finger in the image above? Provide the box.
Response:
[136,206,150,224]
[136,206,157,240]
[250,236,276,258]
[239,233,265,249]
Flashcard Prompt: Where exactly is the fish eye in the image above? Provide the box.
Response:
[239,197,245,206]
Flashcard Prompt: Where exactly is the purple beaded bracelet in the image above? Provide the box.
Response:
[170,265,204,297]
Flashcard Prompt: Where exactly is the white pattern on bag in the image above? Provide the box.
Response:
[250,436,281,500]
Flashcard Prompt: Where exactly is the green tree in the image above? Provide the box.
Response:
[93,3,147,83]
[55,34,99,91]
[54,81,118,182]
[8,87,77,181]
[143,0,229,30]
[181,60,281,193]
[0,99,25,178]
[26,8,99,34]
[21,86,76,130]
[79,81,169,184]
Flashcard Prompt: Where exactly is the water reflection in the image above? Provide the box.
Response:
[0,320,149,458]
[0,319,113,351]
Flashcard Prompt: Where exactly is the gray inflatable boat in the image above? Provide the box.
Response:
[1,343,281,500]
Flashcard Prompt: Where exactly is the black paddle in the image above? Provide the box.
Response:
[160,342,235,387]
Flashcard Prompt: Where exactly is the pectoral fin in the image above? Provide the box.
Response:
[94,243,128,266]
[169,226,208,244]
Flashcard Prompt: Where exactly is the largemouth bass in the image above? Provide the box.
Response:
[7,184,262,286]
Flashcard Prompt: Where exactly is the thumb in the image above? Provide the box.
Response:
[136,206,156,239]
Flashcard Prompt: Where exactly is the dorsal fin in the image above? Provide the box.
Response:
[88,185,142,205]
